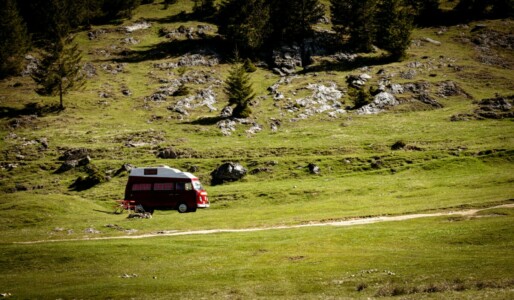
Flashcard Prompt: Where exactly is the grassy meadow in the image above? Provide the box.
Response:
[0,1,513,298]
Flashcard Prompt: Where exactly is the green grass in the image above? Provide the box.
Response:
[0,1,513,298]
[0,213,512,299]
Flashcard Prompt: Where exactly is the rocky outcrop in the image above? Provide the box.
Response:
[125,21,151,33]
[156,147,194,159]
[59,148,89,162]
[451,95,514,121]
[356,92,399,115]
[286,83,345,120]
[153,53,220,70]
[272,45,302,75]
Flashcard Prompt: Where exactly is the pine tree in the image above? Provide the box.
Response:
[102,0,141,20]
[331,0,413,58]
[193,0,216,19]
[224,62,255,118]
[270,0,325,42]
[455,0,514,19]
[375,0,413,59]
[0,0,30,78]
[330,0,378,52]
[217,0,271,53]
[405,0,440,24]
[32,36,85,110]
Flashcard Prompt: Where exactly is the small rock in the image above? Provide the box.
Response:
[220,106,233,118]
[125,21,151,33]
[308,163,321,174]
[15,183,29,191]
[78,156,91,166]
[55,160,79,173]
[121,88,132,96]
[423,37,441,45]
[471,24,487,32]
[84,228,100,234]
[59,148,89,161]
[39,138,49,150]
[114,163,134,176]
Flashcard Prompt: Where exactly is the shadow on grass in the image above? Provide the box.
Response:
[112,35,229,64]
[0,103,63,119]
[145,10,197,24]
[93,209,118,215]
[301,54,400,74]
[189,115,226,125]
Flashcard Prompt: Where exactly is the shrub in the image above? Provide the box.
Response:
[243,58,257,73]
[348,86,372,109]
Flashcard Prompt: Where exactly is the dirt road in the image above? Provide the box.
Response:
[16,204,514,244]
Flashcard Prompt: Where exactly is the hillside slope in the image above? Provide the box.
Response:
[0,2,513,239]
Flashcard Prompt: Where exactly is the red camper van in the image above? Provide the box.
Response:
[124,166,209,213]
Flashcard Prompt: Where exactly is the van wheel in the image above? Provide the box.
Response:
[177,203,188,213]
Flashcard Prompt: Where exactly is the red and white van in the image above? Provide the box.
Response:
[124,166,209,213]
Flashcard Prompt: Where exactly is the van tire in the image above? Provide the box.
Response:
[177,203,188,213]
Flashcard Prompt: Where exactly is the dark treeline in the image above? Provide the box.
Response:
[1,0,143,78]
[16,0,141,43]
[216,0,513,60]
[1,0,513,78]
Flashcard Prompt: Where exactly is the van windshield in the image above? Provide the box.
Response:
[193,181,203,190]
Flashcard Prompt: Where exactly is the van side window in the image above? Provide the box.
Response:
[185,183,192,191]
[154,183,174,191]
[132,183,152,191]
[176,182,185,190]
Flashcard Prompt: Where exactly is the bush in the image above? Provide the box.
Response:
[348,86,372,109]
[243,58,257,73]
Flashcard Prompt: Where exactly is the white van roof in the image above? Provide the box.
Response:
[129,166,197,179]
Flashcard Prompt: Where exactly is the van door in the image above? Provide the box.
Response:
[175,181,197,212]
[152,182,176,210]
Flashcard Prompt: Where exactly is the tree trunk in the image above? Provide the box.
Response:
[59,82,64,110]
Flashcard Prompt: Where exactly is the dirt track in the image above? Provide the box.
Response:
[16,204,514,244]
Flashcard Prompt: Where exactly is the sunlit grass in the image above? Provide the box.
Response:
[0,1,513,298]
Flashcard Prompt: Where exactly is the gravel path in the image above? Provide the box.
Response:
[16,204,514,244]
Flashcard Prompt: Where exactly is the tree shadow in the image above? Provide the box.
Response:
[112,35,229,64]
[145,10,197,24]
[0,102,63,119]
[189,115,226,126]
[301,54,400,74]
[93,209,118,215]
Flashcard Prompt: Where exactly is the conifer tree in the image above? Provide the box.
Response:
[193,0,216,19]
[217,0,271,53]
[270,0,325,43]
[224,62,255,118]
[32,36,85,110]
[375,0,413,59]
[331,0,413,58]
[0,0,30,78]
[455,0,514,19]
[330,0,378,52]
[405,0,440,24]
